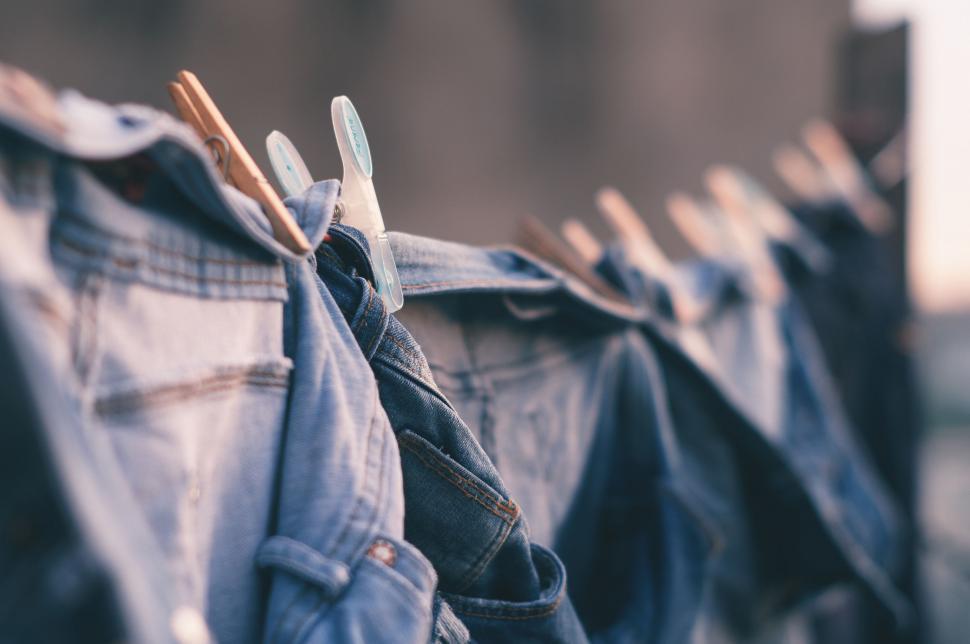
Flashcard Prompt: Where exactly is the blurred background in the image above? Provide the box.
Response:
[1,0,968,641]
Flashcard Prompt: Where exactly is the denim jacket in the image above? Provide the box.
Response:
[0,75,437,643]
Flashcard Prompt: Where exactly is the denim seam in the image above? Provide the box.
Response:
[424,336,608,379]
[358,556,433,615]
[343,394,392,563]
[442,592,565,621]
[350,287,376,336]
[25,289,71,328]
[401,278,557,292]
[55,214,278,267]
[289,591,332,644]
[453,513,516,594]
[397,431,518,591]
[381,333,427,370]
[363,305,384,360]
[57,237,288,289]
[374,357,453,411]
[397,435,518,522]
[72,271,102,390]
[270,395,384,644]
[94,371,290,416]
[327,394,383,560]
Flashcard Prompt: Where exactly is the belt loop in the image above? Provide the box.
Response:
[349,276,389,362]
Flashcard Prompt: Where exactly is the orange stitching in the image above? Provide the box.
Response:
[56,218,277,266]
[95,370,289,414]
[399,436,518,522]
[402,278,553,291]
[57,238,287,289]
[383,333,423,364]
[400,432,515,514]
[447,593,565,621]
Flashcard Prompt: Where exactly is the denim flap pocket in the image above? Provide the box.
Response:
[397,429,521,594]
[257,534,438,643]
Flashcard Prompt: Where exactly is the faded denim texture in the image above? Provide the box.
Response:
[0,88,437,643]
[307,211,593,643]
[300,208,718,642]
[597,240,911,639]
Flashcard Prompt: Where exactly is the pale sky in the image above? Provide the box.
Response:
[855,0,970,313]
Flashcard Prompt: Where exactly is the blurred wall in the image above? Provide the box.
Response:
[0,0,849,250]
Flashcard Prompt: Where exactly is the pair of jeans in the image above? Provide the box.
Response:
[596,243,910,638]
[0,78,437,643]
[265,179,438,643]
[310,216,590,643]
[304,199,717,642]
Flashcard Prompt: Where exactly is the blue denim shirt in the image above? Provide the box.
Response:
[597,242,911,634]
[0,82,438,643]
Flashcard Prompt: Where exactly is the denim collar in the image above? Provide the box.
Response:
[0,86,334,263]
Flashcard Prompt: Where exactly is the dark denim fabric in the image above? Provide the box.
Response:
[0,84,437,642]
[0,258,181,643]
[303,213,722,642]
[595,242,910,639]
[308,214,593,643]
[782,200,921,644]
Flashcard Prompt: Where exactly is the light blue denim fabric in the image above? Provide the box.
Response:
[597,243,911,635]
[0,158,183,642]
[261,180,437,643]
[355,229,719,643]
[0,84,437,642]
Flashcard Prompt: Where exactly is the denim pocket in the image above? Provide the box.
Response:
[93,357,293,611]
[396,429,521,594]
[438,544,586,642]
[257,534,437,643]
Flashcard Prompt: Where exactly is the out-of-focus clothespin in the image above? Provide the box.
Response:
[560,218,604,265]
[801,119,894,234]
[704,165,786,303]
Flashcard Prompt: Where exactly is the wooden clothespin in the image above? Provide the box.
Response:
[726,166,806,244]
[595,187,709,322]
[801,119,894,234]
[868,126,908,190]
[704,166,786,302]
[595,186,674,279]
[518,215,628,304]
[772,143,838,204]
[560,219,604,265]
[167,70,311,254]
[665,192,725,258]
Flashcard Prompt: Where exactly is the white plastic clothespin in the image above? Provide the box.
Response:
[267,96,404,312]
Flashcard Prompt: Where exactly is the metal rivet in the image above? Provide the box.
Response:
[366,539,397,567]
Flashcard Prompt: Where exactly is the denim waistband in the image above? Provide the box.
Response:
[50,161,291,301]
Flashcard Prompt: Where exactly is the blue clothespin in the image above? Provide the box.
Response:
[266,97,404,312]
